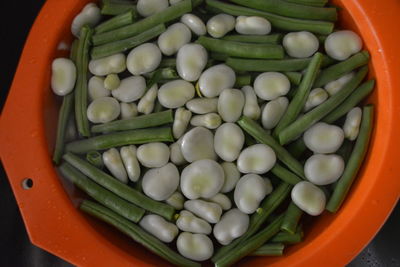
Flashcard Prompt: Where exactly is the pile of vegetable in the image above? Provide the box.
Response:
[51,0,374,266]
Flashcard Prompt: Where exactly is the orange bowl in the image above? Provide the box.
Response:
[1,0,399,266]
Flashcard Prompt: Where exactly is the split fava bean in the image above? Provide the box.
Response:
[137,0,169,17]
[184,199,223,223]
[104,74,120,91]
[325,30,362,61]
[220,162,240,193]
[158,80,195,109]
[207,14,235,38]
[173,107,192,139]
[304,88,329,112]
[142,163,180,201]
[242,86,261,120]
[112,76,146,102]
[137,142,170,168]
[237,144,276,174]
[304,154,345,185]
[71,3,101,37]
[283,31,319,58]
[158,23,192,56]
[206,193,232,210]
[165,191,185,210]
[218,89,245,122]
[181,14,207,36]
[303,122,344,153]
[180,127,216,162]
[213,208,249,245]
[180,159,224,199]
[176,43,208,82]
[324,72,355,96]
[214,123,245,162]
[261,96,289,130]
[89,53,126,76]
[120,145,141,182]
[186,98,218,114]
[235,16,271,35]
[176,210,212,234]
[170,141,187,166]
[120,102,138,119]
[343,107,362,141]
[87,97,120,124]
[139,214,179,243]
[138,84,158,114]
[103,148,128,183]
[88,76,110,101]
[291,181,326,216]
[126,43,162,75]
[254,72,291,101]
[51,58,76,96]
[198,64,236,98]
[190,113,222,129]
[177,232,214,261]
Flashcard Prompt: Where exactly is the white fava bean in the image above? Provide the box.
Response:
[112,76,146,102]
[261,97,289,130]
[120,102,138,119]
[206,193,231,210]
[88,76,110,100]
[254,72,291,101]
[170,141,187,166]
[71,3,101,37]
[190,113,222,129]
[207,14,235,38]
[283,31,319,58]
[177,232,214,261]
[103,148,128,183]
[234,174,272,214]
[184,199,223,223]
[325,30,362,61]
[89,53,126,76]
[158,23,192,56]
[139,214,178,243]
[235,16,271,35]
[324,72,355,96]
[220,162,240,193]
[173,108,192,139]
[186,98,218,114]
[176,210,212,234]
[218,89,245,122]
[291,181,326,216]
[142,163,180,201]
[304,88,329,112]
[303,122,344,153]
[137,142,170,168]
[213,209,249,245]
[198,64,236,97]
[158,80,195,108]
[176,44,208,82]
[181,159,224,200]
[138,84,158,114]
[51,58,76,96]
[304,154,345,185]
[120,145,141,182]
[137,0,169,17]
[242,86,261,120]
[87,97,120,124]
[104,74,120,91]
[181,14,207,36]
[214,123,245,162]
[237,144,277,174]
[165,191,185,210]
[180,127,216,162]
[343,107,362,141]
[126,43,162,75]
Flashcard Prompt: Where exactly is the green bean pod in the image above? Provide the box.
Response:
[235,75,252,87]
[222,33,283,44]
[283,0,328,7]
[284,72,303,86]
[86,150,104,168]
[95,10,136,34]
[251,243,285,256]
[281,201,303,234]
[100,0,136,16]
[270,163,303,185]
[286,137,307,158]
[271,227,303,244]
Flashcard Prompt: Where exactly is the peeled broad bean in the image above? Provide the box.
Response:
[103,148,128,183]
[176,210,212,234]
[214,123,244,162]
[206,193,232,210]
[137,0,169,17]
[120,145,141,182]
[158,80,195,108]
[176,44,208,81]
[190,113,222,129]
[343,107,362,141]
[324,72,355,96]
[220,162,240,193]
[71,3,101,37]
[237,144,276,174]
[51,58,76,96]
[173,108,192,139]
[142,163,180,201]
[170,141,187,166]
[138,84,158,114]
[213,209,249,245]
[87,97,120,124]
[242,86,261,120]
[325,30,362,61]
[261,97,289,130]
[120,102,138,119]
[304,154,344,185]
[139,214,179,243]
[88,76,110,100]
[184,199,222,223]
[177,232,214,261]
[198,64,236,97]
[89,53,126,76]
[303,122,344,153]
[126,43,162,75]
[180,127,216,162]
[165,191,185,210]
[111,76,146,102]
[291,181,326,216]
[104,74,120,91]
[235,16,271,35]
[218,89,245,122]
[186,98,218,114]
[254,72,291,101]
[158,23,192,56]
[304,88,329,112]
[181,14,207,36]
[283,31,319,58]
[207,14,235,38]
[137,142,170,168]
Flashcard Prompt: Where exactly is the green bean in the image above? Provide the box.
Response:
[282,0,328,7]
[286,137,307,158]
[101,0,136,16]
[93,0,192,46]
[271,163,303,185]
[235,75,252,87]
[230,0,337,21]
[274,52,323,137]
[212,182,291,262]
[238,116,305,178]
[159,58,176,68]
[205,0,334,34]
[226,54,335,72]
[91,24,166,59]
[215,214,284,267]
[284,72,303,86]
[244,132,258,146]
[59,163,145,222]
[80,200,200,267]
[326,105,374,212]
[251,243,285,256]
[314,51,370,87]
[86,151,104,169]
[146,68,180,89]
[281,201,303,234]
[153,100,165,113]
[222,33,283,44]
[323,80,375,124]
[66,127,174,154]
[63,153,176,220]
[91,110,173,133]
[95,10,136,34]
[196,36,285,59]
[317,34,328,43]
[278,66,368,145]
[74,25,92,137]
[210,52,229,62]
[271,227,303,244]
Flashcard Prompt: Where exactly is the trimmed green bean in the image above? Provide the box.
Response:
[271,163,303,185]
[91,24,166,59]
[222,33,283,44]
[281,201,303,234]
[286,137,307,158]
[66,127,174,154]
[205,0,334,34]
[93,0,192,46]
[196,36,284,59]
[86,151,104,169]
[238,116,305,178]
[80,200,200,267]
[278,66,368,145]
[91,110,173,133]
[101,0,136,16]
[159,58,176,68]
[284,72,303,86]
[230,0,337,21]
[59,163,145,222]
[317,34,328,43]
[282,0,328,7]
[63,153,176,220]
[251,243,285,256]
[235,75,252,87]
[326,105,374,212]
[210,52,229,62]
[274,52,323,137]
[146,68,180,88]
[323,80,375,124]
[314,51,370,87]
[95,10,136,34]
[271,227,303,244]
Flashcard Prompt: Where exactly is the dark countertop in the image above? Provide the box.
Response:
[1,1,399,266]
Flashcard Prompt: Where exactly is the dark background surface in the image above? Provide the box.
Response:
[0,1,399,266]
